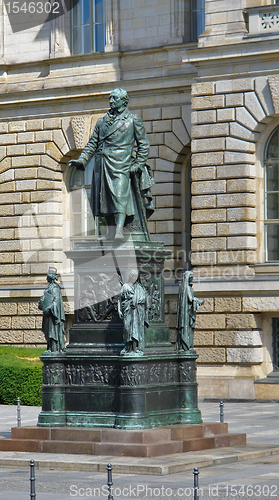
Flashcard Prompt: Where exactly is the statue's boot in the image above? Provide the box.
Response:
[115,227,124,240]
[115,213,125,240]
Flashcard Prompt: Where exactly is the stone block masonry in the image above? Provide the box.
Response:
[193,296,264,365]
[142,103,191,273]
[190,76,270,269]
[0,118,69,279]
[189,72,279,398]
[165,290,266,373]
[0,299,74,346]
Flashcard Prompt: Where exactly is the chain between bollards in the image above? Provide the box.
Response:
[219,401,224,423]
[17,397,21,427]
[193,467,199,500]
[107,463,114,500]
[29,459,36,500]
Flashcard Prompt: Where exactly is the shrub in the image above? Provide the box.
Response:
[0,346,45,406]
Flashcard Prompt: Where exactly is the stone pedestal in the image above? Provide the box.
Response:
[38,238,202,428]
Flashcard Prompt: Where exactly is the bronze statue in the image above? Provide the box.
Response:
[118,269,149,355]
[78,284,98,322]
[69,88,154,240]
[38,267,65,353]
[176,271,204,351]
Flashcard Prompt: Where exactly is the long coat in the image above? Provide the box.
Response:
[78,108,150,216]
[38,282,65,351]
[176,272,204,351]
[120,281,149,352]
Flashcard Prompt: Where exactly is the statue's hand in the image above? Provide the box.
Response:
[130,163,139,173]
[68,159,85,171]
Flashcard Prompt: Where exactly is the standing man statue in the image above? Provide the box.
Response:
[118,269,149,355]
[176,271,204,352]
[38,267,66,354]
[69,88,153,240]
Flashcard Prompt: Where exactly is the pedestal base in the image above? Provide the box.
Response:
[39,238,202,429]
[38,352,202,428]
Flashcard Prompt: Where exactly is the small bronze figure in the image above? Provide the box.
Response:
[69,88,154,240]
[176,271,204,351]
[78,284,98,322]
[38,267,65,354]
[118,269,149,355]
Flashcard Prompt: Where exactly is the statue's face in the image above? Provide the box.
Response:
[47,274,55,283]
[109,91,124,110]
[128,269,139,283]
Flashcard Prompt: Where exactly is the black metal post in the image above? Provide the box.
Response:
[193,467,199,500]
[219,401,224,423]
[107,463,114,500]
[17,397,21,427]
[30,460,36,500]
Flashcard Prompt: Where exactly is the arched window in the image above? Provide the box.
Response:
[71,0,106,55]
[265,126,279,261]
[70,159,95,237]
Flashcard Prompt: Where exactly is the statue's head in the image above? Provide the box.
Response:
[109,88,129,111]
[184,270,193,285]
[47,266,58,283]
[127,268,139,283]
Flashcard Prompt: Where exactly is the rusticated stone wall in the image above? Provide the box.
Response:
[191,76,274,269]
[0,117,69,278]
[188,73,279,397]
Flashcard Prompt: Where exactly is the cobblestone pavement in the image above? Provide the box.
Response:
[0,401,279,499]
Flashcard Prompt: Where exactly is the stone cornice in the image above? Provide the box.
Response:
[185,37,279,71]
[0,73,194,113]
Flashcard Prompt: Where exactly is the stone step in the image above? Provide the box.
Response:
[100,428,172,444]
[204,422,229,435]
[94,440,183,457]
[168,422,228,440]
[0,438,183,457]
[42,440,95,455]
[168,424,204,440]
[11,426,50,440]
[0,431,247,457]
[182,432,246,452]
[0,439,43,453]
[182,436,215,452]
[11,426,172,444]
[11,423,227,442]
[11,426,102,442]
[213,433,246,448]
[1,423,246,457]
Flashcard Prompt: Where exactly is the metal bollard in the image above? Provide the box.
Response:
[107,463,114,500]
[193,467,199,500]
[29,460,36,500]
[17,397,21,427]
[219,401,224,423]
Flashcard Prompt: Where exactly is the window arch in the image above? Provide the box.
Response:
[265,126,279,261]
[70,159,95,237]
[71,0,106,55]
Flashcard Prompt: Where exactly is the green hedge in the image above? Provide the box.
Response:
[0,346,45,406]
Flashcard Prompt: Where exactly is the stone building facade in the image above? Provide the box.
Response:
[1,0,279,398]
